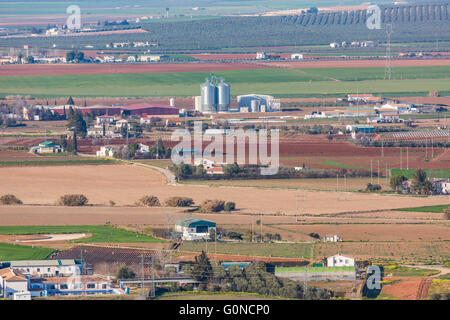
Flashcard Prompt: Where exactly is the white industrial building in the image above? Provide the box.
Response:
[327,254,355,267]
[291,53,304,60]
[7,260,83,277]
[237,94,281,113]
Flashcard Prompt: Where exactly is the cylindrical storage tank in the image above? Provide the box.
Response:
[201,80,216,113]
[194,96,202,111]
[251,99,260,113]
[216,80,230,113]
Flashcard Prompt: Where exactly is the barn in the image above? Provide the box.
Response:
[175,218,216,241]
[121,103,179,116]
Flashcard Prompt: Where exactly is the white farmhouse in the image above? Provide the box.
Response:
[96,145,122,158]
[0,268,29,299]
[327,254,355,267]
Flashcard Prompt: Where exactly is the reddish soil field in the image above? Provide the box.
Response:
[381,277,423,300]
[0,151,38,160]
[3,58,450,77]
[0,62,267,76]
[277,136,448,170]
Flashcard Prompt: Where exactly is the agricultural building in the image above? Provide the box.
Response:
[347,94,376,103]
[29,275,119,297]
[346,125,375,134]
[291,53,304,60]
[121,103,179,116]
[51,103,179,117]
[2,260,84,278]
[30,141,63,154]
[326,254,355,267]
[175,218,216,241]
[237,94,281,112]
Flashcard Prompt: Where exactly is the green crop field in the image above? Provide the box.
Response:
[0,242,55,261]
[390,169,450,180]
[393,204,450,213]
[384,266,439,277]
[0,225,164,243]
[1,66,450,98]
[322,161,365,169]
[276,266,355,273]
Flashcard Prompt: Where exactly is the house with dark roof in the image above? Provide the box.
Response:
[30,141,63,154]
[175,218,216,241]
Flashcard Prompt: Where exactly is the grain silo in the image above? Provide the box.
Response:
[216,78,230,113]
[200,78,216,113]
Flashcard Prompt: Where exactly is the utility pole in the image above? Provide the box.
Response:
[381,138,384,158]
[385,24,393,80]
[304,265,308,300]
[386,164,389,184]
[400,147,402,170]
[431,138,434,159]
[406,147,409,170]
[141,254,145,297]
[260,213,263,243]
[370,160,373,184]
[151,256,155,298]
[377,160,380,185]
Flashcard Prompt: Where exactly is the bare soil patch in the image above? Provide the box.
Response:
[0,165,448,214]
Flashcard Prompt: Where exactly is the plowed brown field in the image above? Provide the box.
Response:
[0,165,448,214]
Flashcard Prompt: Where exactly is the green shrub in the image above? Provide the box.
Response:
[444,208,450,220]
[57,194,88,206]
[0,194,23,205]
[137,195,161,207]
[224,202,236,212]
[116,265,136,280]
[165,196,194,207]
[227,231,243,240]
[200,199,225,213]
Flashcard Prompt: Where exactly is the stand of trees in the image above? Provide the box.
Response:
[390,168,434,195]
[176,252,334,300]
[171,163,379,181]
